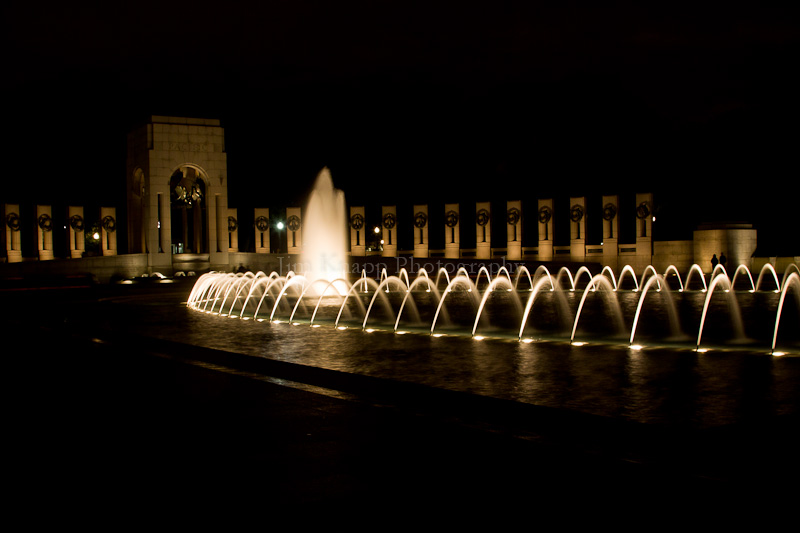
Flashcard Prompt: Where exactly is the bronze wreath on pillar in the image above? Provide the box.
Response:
[38,213,53,232]
[537,206,551,224]
[69,214,85,231]
[445,210,459,228]
[636,202,651,219]
[350,213,364,230]
[255,216,269,232]
[413,212,427,228]
[476,208,490,226]
[382,212,396,229]
[102,216,116,233]
[227,216,238,232]
[6,212,20,231]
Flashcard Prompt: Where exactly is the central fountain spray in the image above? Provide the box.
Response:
[300,168,348,294]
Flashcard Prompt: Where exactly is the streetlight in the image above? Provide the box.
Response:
[370,225,382,251]
[273,220,285,253]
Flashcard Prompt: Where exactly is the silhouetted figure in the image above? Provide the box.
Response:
[719,253,727,268]
[711,254,718,270]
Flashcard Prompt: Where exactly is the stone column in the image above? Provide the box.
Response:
[381,205,397,257]
[601,195,619,270]
[100,207,118,256]
[227,208,239,252]
[286,207,302,255]
[37,205,54,260]
[413,205,428,258]
[349,206,366,256]
[475,202,491,260]
[68,206,85,259]
[156,192,167,254]
[444,203,460,259]
[569,197,586,263]
[636,193,653,239]
[4,203,22,263]
[537,199,554,262]
[635,193,654,270]
[254,208,270,253]
[506,200,522,261]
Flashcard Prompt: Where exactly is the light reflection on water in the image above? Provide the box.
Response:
[109,293,800,430]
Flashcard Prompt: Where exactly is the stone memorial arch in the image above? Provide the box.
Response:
[127,116,230,273]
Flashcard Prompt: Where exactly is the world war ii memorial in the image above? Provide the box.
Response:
[3,2,799,520]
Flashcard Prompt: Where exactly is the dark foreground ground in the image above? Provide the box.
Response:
[4,279,799,523]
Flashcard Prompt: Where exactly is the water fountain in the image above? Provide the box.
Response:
[186,167,799,354]
[179,168,800,429]
[298,167,349,296]
[187,262,800,354]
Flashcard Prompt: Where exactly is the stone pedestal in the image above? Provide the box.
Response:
[413,205,429,258]
[569,197,586,262]
[349,206,366,256]
[381,205,397,257]
[635,193,654,270]
[68,206,85,258]
[286,207,302,255]
[537,199,554,261]
[100,207,118,256]
[601,195,619,270]
[4,203,22,263]
[506,200,522,260]
[227,208,239,252]
[475,202,491,260]
[444,203,460,259]
[254,208,270,253]
[37,205,54,260]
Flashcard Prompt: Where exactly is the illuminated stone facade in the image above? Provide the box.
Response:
[2,116,785,282]
[126,116,231,272]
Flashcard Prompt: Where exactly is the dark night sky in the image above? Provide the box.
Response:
[2,1,798,251]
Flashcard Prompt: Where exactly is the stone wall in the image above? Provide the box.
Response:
[228,252,300,276]
[652,240,694,273]
[0,254,148,283]
[693,223,757,273]
[751,256,800,276]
